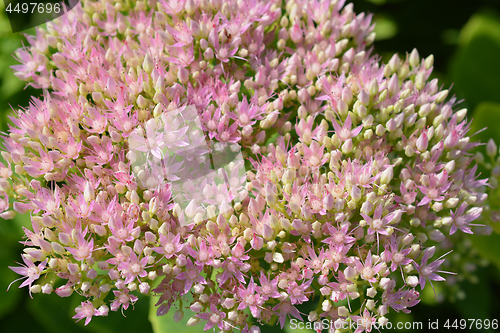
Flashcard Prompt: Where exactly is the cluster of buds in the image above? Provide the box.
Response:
[1,0,492,331]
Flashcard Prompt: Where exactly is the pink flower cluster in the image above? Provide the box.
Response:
[2,0,491,331]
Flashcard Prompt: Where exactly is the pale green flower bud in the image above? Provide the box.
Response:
[380,166,394,184]
[360,200,373,215]
[435,89,448,104]
[137,95,148,108]
[487,139,497,158]
[187,317,200,326]
[442,160,455,174]
[143,53,154,74]
[456,108,468,122]
[386,118,396,132]
[350,185,361,201]
[203,47,214,60]
[415,72,425,91]
[377,89,387,103]
[388,53,400,72]
[362,115,374,127]
[341,139,353,154]
[429,229,445,242]
[425,54,434,69]
[375,124,386,136]
[409,48,420,68]
[418,103,431,117]
[415,117,427,129]
[369,78,379,97]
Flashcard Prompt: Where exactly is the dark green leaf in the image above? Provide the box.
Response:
[27,293,89,333]
[468,102,500,146]
[82,294,153,333]
[0,213,33,319]
[450,10,500,109]
[28,291,153,333]
[471,232,500,271]
[453,269,492,325]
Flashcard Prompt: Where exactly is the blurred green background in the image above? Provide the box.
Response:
[1,0,500,332]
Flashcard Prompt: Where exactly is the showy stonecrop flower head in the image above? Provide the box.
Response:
[2,0,493,331]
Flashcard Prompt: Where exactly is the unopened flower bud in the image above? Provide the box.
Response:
[143,54,154,74]
[344,266,356,280]
[444,130,459,149]
[360,200,373,215]
[341,138,353,154]
[380,166,394,184]
[407,275,419,287]
[337,305,349,317]
[456,108,468,122]
[222,298,235,309]
[358,89,369,105]
[416,131,428,151]
[388,74,399,96]
[251,235,264,250]
[435,89,449,103]
[323,193,334,211]
[177,67,189,84]
[187,317,200,326]
[443,160,455,173]
[375,124,386,136]
[350,185,361,201]
[425,54,434,69]
[369,78,379,96]
[203,48,214,60]
[30,285,41,294]
[487,139,497,158]
[173,310,184,322]
[386,118,397,132]
[367,287,377,298]
[244,326,259,333]
[429,229,445,242]
[379,278,394,290]
[55,285,73,297]
[409,48,420,68]
[42,284,53,294]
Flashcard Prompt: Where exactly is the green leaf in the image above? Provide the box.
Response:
[0,255,21,319]
[0,213,33,319]
[450,10,500,109]
[471,232,500,271]
[457,10,500,47]
[82,294,153,333]
[419,282,443,306]
[0,232,22,319]
[453,269,492,324]
[1,70,24,98]
[365,0,388,5]
[27,293,89,333]
[468,102,500,146]
[28,292,153,333]
[0,294,52,333]
[149,295,204,333]
[0,2,12,36]
[373,16,398,41]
